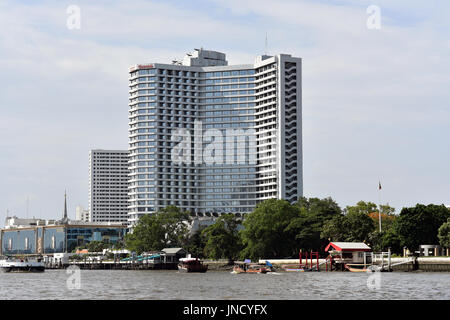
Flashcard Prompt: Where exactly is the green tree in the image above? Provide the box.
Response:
[321,215,348,242]
[380,226,403,254]
[159,206,191,247]
[345,210,376,243]
[321,201,377,244]
[438,218,450,248]
[86,240,110,252]
[202,214,242,261]
[396,204,450,251]
[346,201,378,216]
[366,204,397,232]
[288,197,342,251]
[184,226,207,259]
[125,206,191,254]
[240,199,300,260]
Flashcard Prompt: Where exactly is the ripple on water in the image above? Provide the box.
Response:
[1,270,449,299]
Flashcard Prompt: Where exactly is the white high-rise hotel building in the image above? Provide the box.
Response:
[128,49,302,226]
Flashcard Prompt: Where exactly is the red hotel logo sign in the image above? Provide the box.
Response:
[130,64,154,72]
[138,64,154,69]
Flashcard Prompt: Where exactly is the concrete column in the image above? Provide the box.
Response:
[435,247,438,257]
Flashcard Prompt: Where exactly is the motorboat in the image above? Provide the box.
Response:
[232,261,269,274]
[0,256,45,273]
[178,257,208,273]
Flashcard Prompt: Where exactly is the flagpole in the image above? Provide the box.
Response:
[378,181,382,232]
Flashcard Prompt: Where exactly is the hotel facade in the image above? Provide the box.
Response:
[128,49,302,226]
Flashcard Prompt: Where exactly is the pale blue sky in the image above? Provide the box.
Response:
[1,0,449,220]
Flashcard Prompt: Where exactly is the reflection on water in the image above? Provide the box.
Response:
[0,270,449,300]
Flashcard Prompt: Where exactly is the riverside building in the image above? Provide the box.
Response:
[128,48,302,226]
[89,149,129,224]
[0,194,126,255]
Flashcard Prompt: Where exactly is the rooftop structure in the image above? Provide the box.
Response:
[325,242,372,252]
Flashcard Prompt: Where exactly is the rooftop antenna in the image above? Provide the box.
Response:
[265,32,268,55]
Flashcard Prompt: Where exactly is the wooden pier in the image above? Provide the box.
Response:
[45,260,179,270]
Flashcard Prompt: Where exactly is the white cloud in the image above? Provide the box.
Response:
[0,0,449,219]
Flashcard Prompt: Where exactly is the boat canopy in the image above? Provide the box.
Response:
[137,254,161,261]
[179,258,200,262]
[121,253,161,262]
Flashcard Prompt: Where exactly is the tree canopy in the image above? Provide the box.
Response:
[438,218,450,249]
[122,200,449,259]
[288,197,342,251]
[395,204,450,251]
[125,206,191,254]
[239,197,342,260]
[201,214,242,261]
[86,241,110,253]
[321,203,377,244]
[239,199,301,260]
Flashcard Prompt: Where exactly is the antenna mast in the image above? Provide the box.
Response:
[265,32,268,55]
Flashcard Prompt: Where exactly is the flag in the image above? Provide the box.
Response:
[378,182,382,190]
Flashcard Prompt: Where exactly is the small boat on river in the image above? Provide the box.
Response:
[178,257,208,273]
[0,257,45,273]
[232,261,269,274]
[344,264,374,272]
[281,264,305,272]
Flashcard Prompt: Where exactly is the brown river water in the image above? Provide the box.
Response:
[0,270,448,300]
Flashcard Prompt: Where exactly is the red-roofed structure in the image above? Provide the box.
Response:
[325,242,372,271]
[325,242,371,252]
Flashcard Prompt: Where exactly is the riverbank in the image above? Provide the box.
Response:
[258,257,450,272]
[47,257,450,272]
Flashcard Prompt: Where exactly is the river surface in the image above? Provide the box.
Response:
[0,270,449,300]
